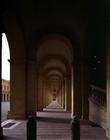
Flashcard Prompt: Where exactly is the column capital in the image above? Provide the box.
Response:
[9,59,36,65]
[9,59,26,64]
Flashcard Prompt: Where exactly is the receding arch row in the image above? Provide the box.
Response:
[42,67,66,77]
[36,33,73,112]
[2,18,89,122]
[37,54,71,74]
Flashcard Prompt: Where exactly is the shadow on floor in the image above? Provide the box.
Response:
[2,136,23,140]
[37,116,71,124]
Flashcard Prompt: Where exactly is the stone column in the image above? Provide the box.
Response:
[7,59,27,119]
[43,79,46,108]
[66,75,71,112]
[58,79,62,106]
[3,12,27,119]
[71,64,74,117]
[61,79,64,107]
[45,80,49,107]
[64,77,67,111]
[0,32,3,137]
[63,79,65,108]
[80,37,89,119]
[72,46,82,118]
[81,57,89,120]
[106,36,110,138]
[37,75,43,111]
[44,79,51,107]
[27,60,36,116]
[60,80,62,106]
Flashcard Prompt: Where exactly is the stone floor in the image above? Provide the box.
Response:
[1,111,108,140]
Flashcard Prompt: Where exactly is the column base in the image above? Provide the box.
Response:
[71,113,74,119]
[27,112,36,118]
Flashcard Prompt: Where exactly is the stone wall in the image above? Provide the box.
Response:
[89,97,106,129]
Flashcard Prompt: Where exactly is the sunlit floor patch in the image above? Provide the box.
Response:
[3,122,16,128]
[2,119,21,129]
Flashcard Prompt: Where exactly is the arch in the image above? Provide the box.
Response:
[36,33,73,53]
[36,33,73,112]
[47,72,63,79]
[47,74,62,80]
[37,54,71,74]
[43,67,65,77]
[30,25,80,49]
[36,33,73,65]
[2,33,10,81]
[2,10,27,119]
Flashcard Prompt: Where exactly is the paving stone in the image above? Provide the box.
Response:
[2,112,108,140]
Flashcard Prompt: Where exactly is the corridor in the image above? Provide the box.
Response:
[2,111,108,140]
[1,0,110,139]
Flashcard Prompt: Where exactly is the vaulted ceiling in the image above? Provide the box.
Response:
[1,0,109,43]
[0,0,109,88]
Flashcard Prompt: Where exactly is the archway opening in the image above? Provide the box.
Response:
[36,34,73,114]
[1,33,10,122]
